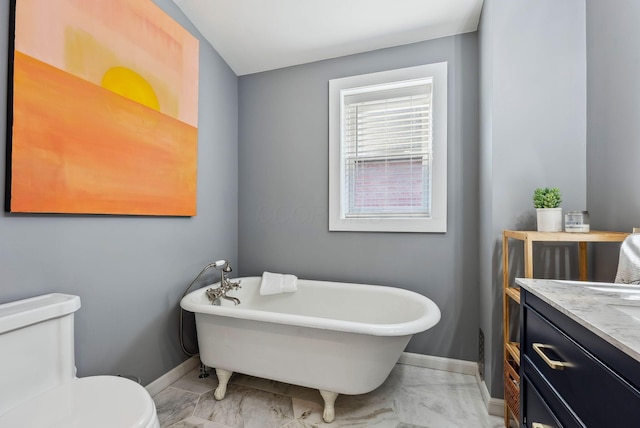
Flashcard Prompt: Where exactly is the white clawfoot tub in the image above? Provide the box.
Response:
[180,277,440,423]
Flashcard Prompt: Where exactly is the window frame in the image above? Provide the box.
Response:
[329,62,448,233]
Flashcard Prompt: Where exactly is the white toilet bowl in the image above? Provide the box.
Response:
[0,294,160,428]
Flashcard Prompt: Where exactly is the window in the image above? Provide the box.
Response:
[329,63,447,232]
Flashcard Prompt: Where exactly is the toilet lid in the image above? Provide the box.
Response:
[0,376,158,428]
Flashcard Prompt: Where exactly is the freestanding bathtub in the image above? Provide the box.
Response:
[180,276,441,422]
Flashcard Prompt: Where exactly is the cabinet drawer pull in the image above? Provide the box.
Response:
[532,343,566,370]
[532,423,551,428]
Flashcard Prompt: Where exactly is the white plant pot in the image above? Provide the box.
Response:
[536,208,563,232]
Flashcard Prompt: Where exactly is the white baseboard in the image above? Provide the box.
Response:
[145,356,199,397]
[475,370,505,417]
[398,352,477,376]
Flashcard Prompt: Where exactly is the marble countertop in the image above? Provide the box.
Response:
[516,278,640,363]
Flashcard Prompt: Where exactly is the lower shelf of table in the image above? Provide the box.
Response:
[505,341,520,363]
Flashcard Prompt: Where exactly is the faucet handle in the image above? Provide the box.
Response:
[205,287,221,302]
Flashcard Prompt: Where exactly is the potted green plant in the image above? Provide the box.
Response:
[533,187,562,232]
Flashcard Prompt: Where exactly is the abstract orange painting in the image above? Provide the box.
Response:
[6,0,199,215]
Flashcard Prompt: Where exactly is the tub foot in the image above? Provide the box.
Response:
[214,368,233,400]
[319,390,338,423]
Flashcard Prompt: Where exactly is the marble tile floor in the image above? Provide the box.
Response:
[153,363,504,428]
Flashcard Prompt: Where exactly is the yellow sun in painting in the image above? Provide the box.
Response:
[101,66,160,111]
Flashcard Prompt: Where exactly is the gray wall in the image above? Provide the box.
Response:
[587,0,640,279]
[238,35,480,362]
[478,0,587,396]
[0,0,238,385]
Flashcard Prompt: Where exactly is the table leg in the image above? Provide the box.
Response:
[503,234,510,427]
[524,238,534,278]
[579,242,588,281]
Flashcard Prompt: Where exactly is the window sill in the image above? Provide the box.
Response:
[329,216,446,233]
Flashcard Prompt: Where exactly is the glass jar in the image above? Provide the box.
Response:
[565,211,590,233]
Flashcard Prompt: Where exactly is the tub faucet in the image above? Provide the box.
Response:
[205,262,242,305]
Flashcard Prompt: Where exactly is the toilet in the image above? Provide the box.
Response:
[0,293,160,428]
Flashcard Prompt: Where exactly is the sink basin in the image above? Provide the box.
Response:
[610,304,640,322]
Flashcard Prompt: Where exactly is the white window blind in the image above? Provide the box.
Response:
[343,80,432,218]
[329,62,447,233]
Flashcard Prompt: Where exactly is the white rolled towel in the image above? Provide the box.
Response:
[615,234,640,285]
[260,271,298,295]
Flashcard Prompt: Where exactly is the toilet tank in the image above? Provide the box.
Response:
[0,293,81,415]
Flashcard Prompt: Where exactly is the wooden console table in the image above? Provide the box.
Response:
[501,230,630,427]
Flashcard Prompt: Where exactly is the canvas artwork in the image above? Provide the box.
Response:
[6,0,199,215]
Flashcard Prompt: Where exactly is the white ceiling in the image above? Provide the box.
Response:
[172,0,484,76]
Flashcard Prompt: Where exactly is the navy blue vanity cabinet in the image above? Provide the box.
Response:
[520,288,640,428]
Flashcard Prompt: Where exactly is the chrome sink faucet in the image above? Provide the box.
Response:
[205,261,241,305]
